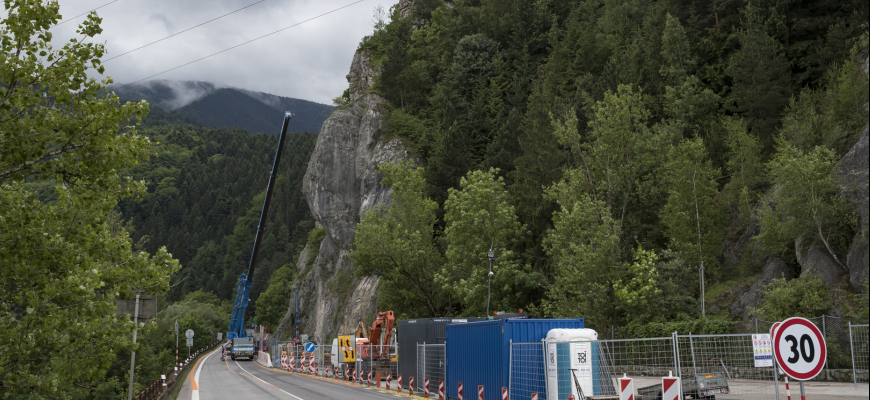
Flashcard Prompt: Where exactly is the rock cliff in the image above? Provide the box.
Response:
[274,47,409,342]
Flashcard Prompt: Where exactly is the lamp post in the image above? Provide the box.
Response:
[486,245,495,318]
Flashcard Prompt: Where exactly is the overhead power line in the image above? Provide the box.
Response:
[104,0,268,62]
[53,0,123,28]
[120,0,366,88]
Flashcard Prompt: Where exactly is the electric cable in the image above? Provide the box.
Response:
[120,0,365,88]
[104,0,268,62]
[53,0,123,28]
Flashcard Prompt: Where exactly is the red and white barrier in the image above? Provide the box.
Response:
[501,387,508,400]
[662,373,681,400]
[478,385,484,400]
[280,354,289,370]
[368,370,373,386]
[439,380,445,400]
[387,373,392,389]
[531,393,538,400]
[785,376,792,400]
[424,377,430,398]
[618,374,635,400]
[345,366,350,381]
[409,377,415,395]
[353,369,357,383]
[458,381,463,400]
[398,375,403,393]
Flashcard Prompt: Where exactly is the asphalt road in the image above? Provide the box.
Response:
[177,349,404,400]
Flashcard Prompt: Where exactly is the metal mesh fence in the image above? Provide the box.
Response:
[356,343,398,387]
[852,324,869,387]
[509,343,548,400]
[676,334,778,400]
[417,344,446,394]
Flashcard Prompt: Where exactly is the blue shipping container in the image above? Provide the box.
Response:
[445,318,584,400]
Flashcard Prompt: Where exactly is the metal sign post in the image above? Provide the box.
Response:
[175,321,179,368]
[186,330,194,359]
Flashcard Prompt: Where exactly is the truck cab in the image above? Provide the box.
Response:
[230,337,255,360]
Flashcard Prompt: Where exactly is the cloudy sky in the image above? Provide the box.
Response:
[45,0,400,104]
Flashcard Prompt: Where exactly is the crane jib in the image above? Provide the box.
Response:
[226,111,293,340]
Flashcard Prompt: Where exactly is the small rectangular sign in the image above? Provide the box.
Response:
[752,334,773,367]
[338,335,356,363]
[186,338,193,347]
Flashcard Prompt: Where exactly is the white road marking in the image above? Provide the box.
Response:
[191,349,218,400]
[235,360,305,400]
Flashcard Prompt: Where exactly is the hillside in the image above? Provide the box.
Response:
[275,0,869,340]
[111,80,334,134]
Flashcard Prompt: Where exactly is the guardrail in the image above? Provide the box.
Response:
[132,340,221,400]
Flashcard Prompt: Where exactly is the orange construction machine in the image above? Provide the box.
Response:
[358,311,397,374]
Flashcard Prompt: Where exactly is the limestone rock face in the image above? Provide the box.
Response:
[730,258,796,319]
[838,125,869,293]
[275,50,409,342]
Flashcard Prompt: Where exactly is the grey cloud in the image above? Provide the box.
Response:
[44,0,399,104]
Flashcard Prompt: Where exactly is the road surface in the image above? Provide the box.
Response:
[177,349,403,400]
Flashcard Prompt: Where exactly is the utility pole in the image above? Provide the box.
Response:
[175,320,179,370]
[486,245,495,318]
[127,293,140,400]
[700,260,705,317]
[294,289,299,339]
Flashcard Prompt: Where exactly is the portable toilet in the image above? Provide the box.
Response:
[545,328,598,399]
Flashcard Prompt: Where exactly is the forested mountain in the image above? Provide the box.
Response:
[111,80,334,134]
[117,112,317,320]
[341,0,869,331]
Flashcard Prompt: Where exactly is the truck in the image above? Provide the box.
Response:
[229,337,256,360]
[224,112,293,354]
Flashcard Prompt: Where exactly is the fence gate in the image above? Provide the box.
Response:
[851,324,869,388]
[417,344,446,393]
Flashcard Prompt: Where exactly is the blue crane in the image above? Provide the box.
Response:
[226,111,293,341]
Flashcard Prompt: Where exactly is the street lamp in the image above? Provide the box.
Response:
[487,245,495,318]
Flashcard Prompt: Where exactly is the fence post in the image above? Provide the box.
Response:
[755,317,758,333]
[422,342,426,394]
[849,322,856,389]
[688,333,698,379]
[822,315,828,371]
[508,339,513,399]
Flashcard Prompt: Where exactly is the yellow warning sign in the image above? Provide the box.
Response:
[338,335,356,363]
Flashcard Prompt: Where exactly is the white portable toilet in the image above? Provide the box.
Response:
[330,338,339,367]
[545,328,598,400]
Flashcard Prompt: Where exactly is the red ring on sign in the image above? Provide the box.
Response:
[773,317,827,380]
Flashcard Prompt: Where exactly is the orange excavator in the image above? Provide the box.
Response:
[358,311,396,373]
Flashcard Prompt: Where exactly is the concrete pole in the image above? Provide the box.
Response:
[127,294,140,400]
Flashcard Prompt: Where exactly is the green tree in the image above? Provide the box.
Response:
[543,188,620,328]
[253,265,295,327]
[551,85,653,233]
[757,142,855,270]
[723,117,764,231]
[442,168,524,316]
[659,138,726,272]
[352,161,445,317]
[613,247,662,311]
[0,2,179,397]
[753,273,831,321]
[725,7,791,148]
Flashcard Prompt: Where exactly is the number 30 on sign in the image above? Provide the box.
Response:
[772,317,827,380]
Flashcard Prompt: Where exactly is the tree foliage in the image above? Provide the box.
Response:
[0,1,179,397]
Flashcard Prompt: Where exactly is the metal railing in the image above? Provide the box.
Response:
[132,340,220,400]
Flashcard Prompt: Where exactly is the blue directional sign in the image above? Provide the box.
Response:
[304,342,316,353]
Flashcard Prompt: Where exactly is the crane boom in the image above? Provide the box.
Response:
[227,111,293,340]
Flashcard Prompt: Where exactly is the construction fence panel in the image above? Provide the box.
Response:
[676,333,777,400]
[852,324,869,387]
[509,342,547,400]
[416,343,445,394]
[354,344,398,387]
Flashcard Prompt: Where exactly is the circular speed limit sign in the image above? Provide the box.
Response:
[773,317,827,380]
